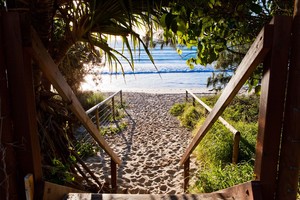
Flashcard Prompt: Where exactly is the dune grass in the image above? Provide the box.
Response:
[170,94,260,193]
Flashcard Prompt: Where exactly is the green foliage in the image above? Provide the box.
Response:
[59,42,101,93]
[75,142,99,159]
[179,105,203,130]
[47,157,75,185]
[171,94,259,192]
[160,0,294,90]
[195,120,233,166]
[100,122,128,135]
[77,91,105,110]
[170,103,186,116]
[201,94,260,123]
[191,162,254,193]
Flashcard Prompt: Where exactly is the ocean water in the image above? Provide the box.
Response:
[82,40,223,93]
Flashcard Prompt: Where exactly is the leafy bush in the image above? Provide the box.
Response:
[171,94,259,193]
[170,103,186,116]
[180,106,202,130]
[77,91,105,110]
[202,94,260,123]
[194,120,233,166]
[75,142,99,158]
[190,162,254,193]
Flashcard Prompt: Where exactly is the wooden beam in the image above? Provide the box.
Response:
[253,16,292,200]
[65,181,261,200]
[276,1,300,199]
[213,181,262,200]
[29,27,121,165]
[111,159,117,193]
[2,12,43,199]
[180,24,273,166]
[43,181,85,200]
[183,156,190,192]
[0,14,19,200]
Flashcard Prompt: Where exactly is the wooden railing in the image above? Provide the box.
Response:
[82,90,123,192]
[180,23,274,192]
[185,90,241,164]
[30,28,122,192]
[86,90,122,114]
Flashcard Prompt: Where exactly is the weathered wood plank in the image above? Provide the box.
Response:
[183,156,190,192]
[2,12,43,199]
[0,13,19,200]
[111,159,117,193]
[24,174,34,200]
[180,24,273,166]
[253,16,292,200]
[214,181,262,200]
[43,181,85,200]
[65,181,261,200]
[30,27,121,165]
[277,2,300,199]
[86,90,121,114]
[186,89,239,135]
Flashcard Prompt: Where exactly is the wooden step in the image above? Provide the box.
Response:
[65,193,233,200]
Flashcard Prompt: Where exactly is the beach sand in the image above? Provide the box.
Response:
[83,92,206,194]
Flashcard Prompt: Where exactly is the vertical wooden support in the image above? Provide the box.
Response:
[111,159,117,193]
[112,96,115,120]
[183,156,190,192]
[254,16,292,200]
[0,14,19,200]
[232,132,240,164]
[185,91,188,103]
[192,97,195,107]
[2,12,43,199]
[120,90,123,107]
[276,2,300,199]
[95,108,100,130]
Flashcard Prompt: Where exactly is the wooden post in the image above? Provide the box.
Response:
[180,25,273,167]
[112,96,115,120]
[276,2,300,199]
[185,91,188,103]
[0,14,19,200]
[30,27,121,165]
[192,97,195,107]
[2,13,43,199]
[183,156,190,192]
[111,159,117,193]
[95,108,100,130]
[253,16,292,200]
[232,132,240,164]
[120,90,123,107]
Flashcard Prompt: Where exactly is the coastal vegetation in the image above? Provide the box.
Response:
[1,0,297,197]
[170,94,260,192]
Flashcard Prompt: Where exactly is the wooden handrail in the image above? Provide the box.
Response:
[186,90,239,135]
[30,27,121,165]
[86,90,122,115]
[180,24,273,167]
[185,90,240,164]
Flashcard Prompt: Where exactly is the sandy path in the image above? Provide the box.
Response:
[85,92,197,194]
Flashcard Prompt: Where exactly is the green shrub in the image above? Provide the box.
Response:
[171,94,260,193]
[170,103,186,116]
[190,161,254,193]
[75,142,99,158]
[201,94,260,123]
[77,91,105,110]
[180,106,202,130]
[194,120,233,166]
